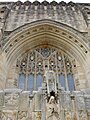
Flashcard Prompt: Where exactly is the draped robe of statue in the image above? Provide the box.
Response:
[46,96,60,120]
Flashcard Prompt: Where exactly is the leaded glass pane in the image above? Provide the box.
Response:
[19,74,25,90]
[58,74,66,90]
[67,74,75,93]
[36,74,43,90]
[28,74,34,92]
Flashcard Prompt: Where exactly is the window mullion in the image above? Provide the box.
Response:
[25,53,29,90]
[62,53,69,91]
[55,51,59,85]
[34,51,37,91]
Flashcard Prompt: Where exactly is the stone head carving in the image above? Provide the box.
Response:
[49,96,55,104]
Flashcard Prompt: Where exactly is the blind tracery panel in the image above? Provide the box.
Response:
[17,47,75,93]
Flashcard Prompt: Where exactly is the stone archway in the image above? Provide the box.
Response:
[0,19,90,89]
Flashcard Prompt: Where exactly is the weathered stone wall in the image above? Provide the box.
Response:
[0,1,89,90]
[0,1,88,32]
[0,1,89,119]
[0,88,90,120]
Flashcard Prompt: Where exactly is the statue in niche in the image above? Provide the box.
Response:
[46,96,60,120]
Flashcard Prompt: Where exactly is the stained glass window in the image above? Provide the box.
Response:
[28,74,34,92]
[19,74,25,90]
[36,74,43,90]
[17,47,76,93]
[58,74,66,90]
[67,74,75,93]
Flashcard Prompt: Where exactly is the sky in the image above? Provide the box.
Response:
[0,0,90,3]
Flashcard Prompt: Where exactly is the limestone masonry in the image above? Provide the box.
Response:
[0,1,90,120]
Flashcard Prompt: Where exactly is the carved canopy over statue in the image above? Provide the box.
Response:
[44,70,57,96]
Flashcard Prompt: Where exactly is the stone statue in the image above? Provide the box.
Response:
[46,96,60,120]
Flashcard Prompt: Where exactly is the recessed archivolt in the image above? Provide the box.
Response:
[2,20,89,68]
[6,33,85,65]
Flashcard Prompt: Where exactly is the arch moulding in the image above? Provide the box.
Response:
[1,19,90,89]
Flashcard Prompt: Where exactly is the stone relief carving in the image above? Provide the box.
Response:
[35,112,41,120]
[65,110,72,120]
[1,111,17,120]
[5,92,19,107]
[46,96,60,120]
[0,84,90,120]
[1,112,7,120]
[79,111,87,120]
[18,111,27,120]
